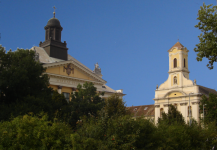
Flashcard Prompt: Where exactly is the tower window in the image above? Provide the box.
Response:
[174,76,177,84]
[174,58,177,68]
[184,58,186,67]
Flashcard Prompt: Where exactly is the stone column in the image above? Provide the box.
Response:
[164,104,169,113]
[155,105,160,124]
[192,102,200,122]
[180,102,188,123]
[58,85,62,94]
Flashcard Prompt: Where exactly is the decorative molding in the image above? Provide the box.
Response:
[155,105,160,108]
[46,73,104,85]
[180,102,188,106]
[192,102,200,105]
[63,64,74,75]
[164,104,170,107]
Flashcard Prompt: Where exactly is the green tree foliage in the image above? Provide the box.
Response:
[0,45,52,104]
[72,115,157,150]
[0,113,72,149]
[194,3,217,69]
[0,45,69,122]
[199,93,217,124]
[103,94,128,117]
[158,105,185,125]
[69,82,105,127]
[156,122,208,150]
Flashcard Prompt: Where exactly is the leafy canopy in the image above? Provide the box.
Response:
[0,45,52,104]
[69,82,105,125]
[194,3,217,69]
[158,104,185,125]
[103,94,128,117]
[199,93,217,124]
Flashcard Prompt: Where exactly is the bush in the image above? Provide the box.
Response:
[0,113,72,149]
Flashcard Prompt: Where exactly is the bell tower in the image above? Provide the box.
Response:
[167,42,189,87]
[39,6,68,60]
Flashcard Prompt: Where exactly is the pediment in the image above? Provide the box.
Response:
[43,60,106,84]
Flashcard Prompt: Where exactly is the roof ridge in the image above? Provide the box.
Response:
[168,41,185,52]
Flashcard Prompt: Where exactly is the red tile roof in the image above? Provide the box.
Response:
[168,42,185,52]
[127,104,155,117]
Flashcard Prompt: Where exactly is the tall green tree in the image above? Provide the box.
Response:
[0,45,52,104]
[194,3,217,69]
[158,105,185,125]
[69,82,105,127]
[199,93,217,124]
[103,94,128,117]
[0,45,69,121]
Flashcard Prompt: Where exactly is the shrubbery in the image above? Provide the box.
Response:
[0,113,73,149]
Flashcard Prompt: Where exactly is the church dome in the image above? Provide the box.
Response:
[45,18,62,28]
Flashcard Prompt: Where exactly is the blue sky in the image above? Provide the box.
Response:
[1,0,217,106]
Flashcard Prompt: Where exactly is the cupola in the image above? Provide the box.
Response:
[39,6,68,60]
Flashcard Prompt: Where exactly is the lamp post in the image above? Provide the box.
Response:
[189,92,194,126]
[203,104,207,121]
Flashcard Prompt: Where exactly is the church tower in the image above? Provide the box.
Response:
[39,6,68,60]
[154,42,200,124]
[167,42,190,87]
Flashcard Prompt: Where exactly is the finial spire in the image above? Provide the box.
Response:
[53,6,56,18]
[178,36,179,42]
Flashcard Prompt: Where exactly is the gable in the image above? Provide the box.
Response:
[45,64,94,81]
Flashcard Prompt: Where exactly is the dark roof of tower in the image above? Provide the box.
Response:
[45,17,62,28]
[168,42,185,52]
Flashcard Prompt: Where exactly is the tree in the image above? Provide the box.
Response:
[69,82,105,127]
[0,45,52,104]
[158,105,185,125]
[103,94,128,117]
[199,93,217,124]
[0,45,69,121]
[194,3,217,69]
[0,113,73,149]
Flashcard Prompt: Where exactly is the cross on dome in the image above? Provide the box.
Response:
[53,6,56,18]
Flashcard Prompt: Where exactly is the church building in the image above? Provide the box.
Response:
[31,9,125,101]
[154,42,217,123]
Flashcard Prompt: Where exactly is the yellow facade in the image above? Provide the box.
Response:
[46,66,93,81]
[169,48,181,68]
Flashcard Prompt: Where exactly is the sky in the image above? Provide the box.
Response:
[1,0,217,107]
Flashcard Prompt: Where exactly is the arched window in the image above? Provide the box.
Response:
[174,58,177,68]
[184,58,186,67]
[160,108,164,118]
[174,76,177,84]
[188,106,192,117]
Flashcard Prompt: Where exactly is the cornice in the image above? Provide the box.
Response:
[180,102,188,106]
[153,94,202,100]
[45,72,104,85]
[168,69,190,74]
[192,102,200,105]
[156,84,195,91]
